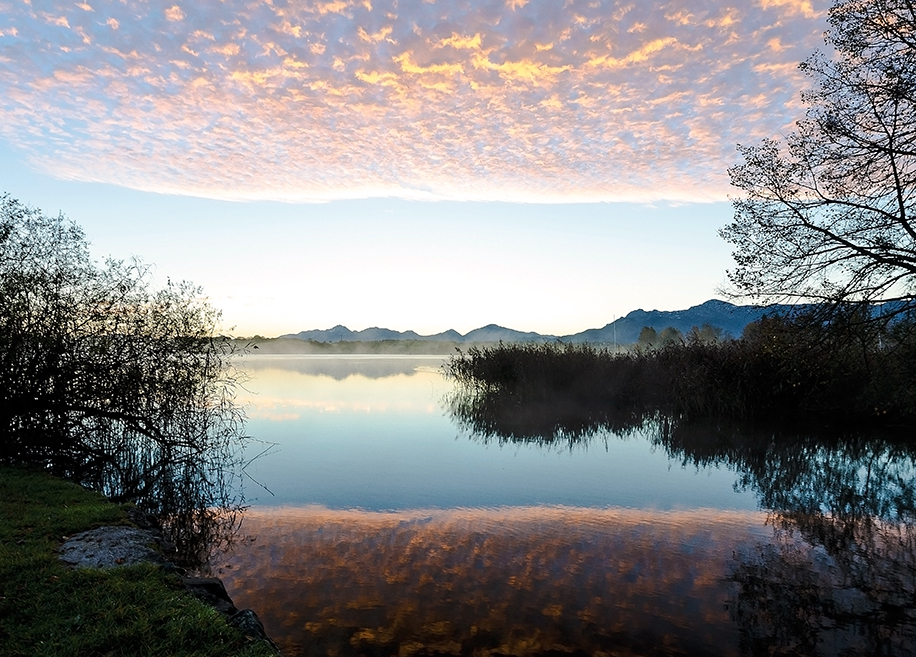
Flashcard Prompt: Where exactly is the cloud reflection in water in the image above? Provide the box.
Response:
[236,355,446,420]
[217,505,768,656]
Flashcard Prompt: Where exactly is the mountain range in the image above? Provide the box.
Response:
[281,299,796,345]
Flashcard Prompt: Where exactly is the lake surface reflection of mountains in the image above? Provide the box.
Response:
[225,356,916,656]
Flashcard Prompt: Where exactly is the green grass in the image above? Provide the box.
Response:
[0,465,276,657]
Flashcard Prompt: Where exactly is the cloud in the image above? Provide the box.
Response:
[758,0,821,19]
[0,0,831,203]
[164,5,184,22]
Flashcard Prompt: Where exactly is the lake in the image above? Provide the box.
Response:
[215,355,916,656]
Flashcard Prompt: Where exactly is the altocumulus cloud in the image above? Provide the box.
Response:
[0,0,827,203]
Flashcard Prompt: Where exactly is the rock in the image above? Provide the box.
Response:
[182,576,238,616]
[229,609,281,653]
[58,526,164,569]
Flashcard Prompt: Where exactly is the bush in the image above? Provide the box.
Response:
[0,192,247,565]
[446,309,916,441]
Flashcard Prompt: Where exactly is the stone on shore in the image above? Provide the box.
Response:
[58,526,164,569]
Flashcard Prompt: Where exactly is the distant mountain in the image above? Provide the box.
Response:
[565,299,795,344]
[285,325,441,342]
[461,324,558,343]
[281,323,554,344]
[280,299,797,345]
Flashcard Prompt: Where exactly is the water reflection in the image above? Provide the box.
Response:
[218,506,768,657]
[658,423,916,523]
[446,382,916,655]
[237,355,444,421]
[241,353,446,381]
[223,357,916,655]
[447,384,916,522]
[729,512,916,655]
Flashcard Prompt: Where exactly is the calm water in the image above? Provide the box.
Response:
[216,355,916,656]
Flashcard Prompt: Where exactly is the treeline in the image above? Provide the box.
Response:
[241,336,586,355]
[239,337,462,354]
[446,307,916,435]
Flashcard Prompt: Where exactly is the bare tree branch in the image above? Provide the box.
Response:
[723,0,916,314]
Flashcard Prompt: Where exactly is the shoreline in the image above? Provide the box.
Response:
[58,510,281,654]
[0,464,280,657]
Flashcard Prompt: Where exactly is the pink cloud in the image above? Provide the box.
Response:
[0,0,831,202]
[164,5,184,22]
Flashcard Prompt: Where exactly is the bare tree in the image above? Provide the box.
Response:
[0,192,247,564]
[722,0,916,314]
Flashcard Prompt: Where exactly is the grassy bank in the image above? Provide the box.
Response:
[0,465,275,657]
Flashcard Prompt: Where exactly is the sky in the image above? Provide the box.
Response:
[0,0,830,337]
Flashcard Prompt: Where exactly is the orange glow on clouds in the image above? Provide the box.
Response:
[0,1,828,203]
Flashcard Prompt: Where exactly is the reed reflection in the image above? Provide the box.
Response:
[446,384,916,654]
[729,511,916,655]
[446,385,916,520]
[217,506,768,657]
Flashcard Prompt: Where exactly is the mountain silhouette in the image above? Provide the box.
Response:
[281,299,796,344]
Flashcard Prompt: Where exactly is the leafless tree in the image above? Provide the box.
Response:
[0,192,248,565]
[723,0,916,316]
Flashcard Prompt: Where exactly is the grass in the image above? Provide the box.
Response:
[0,465,276,657]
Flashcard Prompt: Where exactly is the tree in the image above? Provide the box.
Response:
[722,0,916,315]
[637,326,659,348]
[0,192,247,562]
[658,326,683,345]
[686,324,723,344]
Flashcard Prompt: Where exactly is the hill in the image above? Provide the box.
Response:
[272,299,790,348]
[564,299,794,344]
